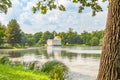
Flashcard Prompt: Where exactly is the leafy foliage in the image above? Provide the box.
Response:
[5,19,22,46]
[0,23,104,47]
[33,0,107,16]
[40,31,54,44]
[0,0,12,13]
[0,22,6,45]
[41,60,68,73]
[40,60,68,80]
[33,32,42,43]
[49,65,66,80]
[24,34,35,46]
[0,56,9,64]
[79,30,104,46]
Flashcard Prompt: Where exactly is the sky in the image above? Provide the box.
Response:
[0,0,108,34]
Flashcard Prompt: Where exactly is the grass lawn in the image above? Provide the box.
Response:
[66,44,87,46]
[0,64,50,80]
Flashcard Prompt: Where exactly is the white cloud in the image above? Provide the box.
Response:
[0,0,22,25]
[0,0,108,34]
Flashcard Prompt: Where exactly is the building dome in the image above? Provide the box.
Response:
[54,36,61,40]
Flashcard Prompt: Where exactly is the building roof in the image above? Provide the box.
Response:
[54,36,61,40]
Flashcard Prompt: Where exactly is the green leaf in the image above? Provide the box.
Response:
[78,6,84,13]
[32,6,37,13]
[92,10,96,16]
[102,0,107,2]
[73,0,79,3]
[41,6,47,14]
[33,0,104,16]
[0,0,12,14]
[58,5,66,11]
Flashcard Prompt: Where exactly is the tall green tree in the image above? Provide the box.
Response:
[5,19,22,46]
[0,0,12,13]
[90,30,104,46]
[80,31,91,45]
[40,31,54,44]
[21,32,27,46]
[67,28,79,44]
[0,22,6,45]
[58,32,68,45]
[33,32,42,43]
[33,0,120,80]
[90,37,99,46]
[52,30,57,37]
[25,34,35,46]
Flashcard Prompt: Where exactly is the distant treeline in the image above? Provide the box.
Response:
[0,19,104,48]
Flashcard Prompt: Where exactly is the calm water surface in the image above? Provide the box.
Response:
[0,46,101,80]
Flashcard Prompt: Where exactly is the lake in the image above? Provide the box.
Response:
[0,46,101,80]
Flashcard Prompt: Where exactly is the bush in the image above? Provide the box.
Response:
[14,44,22,48]
[49,65,66,80]
[3,43,11,47]
[40,60,68,80]
[0,56,9,64]
[0,43,12,49]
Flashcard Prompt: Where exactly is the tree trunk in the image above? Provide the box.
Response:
[97,0,120,80]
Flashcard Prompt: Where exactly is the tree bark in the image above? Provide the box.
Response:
[97,0,120,80]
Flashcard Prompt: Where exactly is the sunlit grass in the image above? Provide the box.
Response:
[0,56,68,80]
[0,64,50,80]
[66,44,87,46]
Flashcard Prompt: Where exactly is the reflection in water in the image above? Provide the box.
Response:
[8,51,23,58]
[47,46,61,59]
[81,53,100,59]
[0,46,101,80]
[47,46,79,62]
[61,51,78,62]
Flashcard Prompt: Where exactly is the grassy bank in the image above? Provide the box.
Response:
[0,46,13,49]
[65,44,87,46]
[0,46,28,49]
[0,64,50,80]
[0,56,68,80]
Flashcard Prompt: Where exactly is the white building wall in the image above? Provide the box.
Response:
[47,39,61,46]
[52,40,61,46]
[47,39,53,46]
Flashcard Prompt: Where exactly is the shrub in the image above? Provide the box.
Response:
[49,65,66,80]
[0,56,9,64]
[3,43,11,47]
[14,44,22,48]
[0,43,12,49]
[40,60,68,80]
